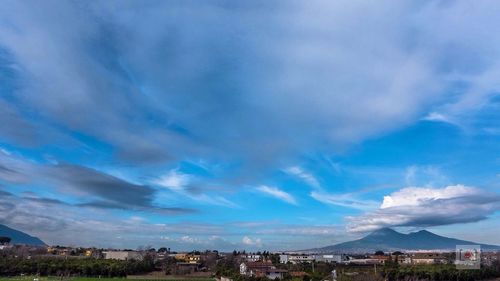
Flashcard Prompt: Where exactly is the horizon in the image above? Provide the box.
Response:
[1,1,500,252]
[3,224,500,252]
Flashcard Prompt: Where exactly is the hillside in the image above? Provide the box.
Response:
[0,224,46,246]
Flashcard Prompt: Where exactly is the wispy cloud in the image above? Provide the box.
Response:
[310,191,378,210]
[285,166,321,189]
[152,169,238,208]
[256,185,297,205]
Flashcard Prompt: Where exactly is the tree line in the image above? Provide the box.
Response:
[0,256,155,277]
[381,258,500,281]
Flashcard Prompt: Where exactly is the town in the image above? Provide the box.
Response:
[1,236,500,281]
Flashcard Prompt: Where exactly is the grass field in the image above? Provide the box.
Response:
[0,277,215,281]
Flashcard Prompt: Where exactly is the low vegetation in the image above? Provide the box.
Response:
[0,257,155,277]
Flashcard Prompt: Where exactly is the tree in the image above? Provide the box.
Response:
[0,236,11,244]
[374,251,385,256]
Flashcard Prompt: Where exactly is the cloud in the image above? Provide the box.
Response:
[256,185,297,205]
[310,191,378,210]
[0,0,499,173]
[0,0,500,249]
[242,236,262,247]
[153,169,191,191]
[153,169,238,208]
[348,185,500,232]
[422,112,457,125]
[403,165,448,187]
[380,185,472,209]
[285,166,321,189]
[0,152,194,214]
[255,225,339,236]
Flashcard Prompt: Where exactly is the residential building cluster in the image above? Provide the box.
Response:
[279,254,343,264]
[239,261,287,279]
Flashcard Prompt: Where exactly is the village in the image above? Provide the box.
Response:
[1,237,500,281]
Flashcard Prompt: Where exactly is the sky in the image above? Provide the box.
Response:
[0,0,500,251]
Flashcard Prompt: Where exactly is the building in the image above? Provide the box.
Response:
[482,252,500,266]
[279,254,315,264]
[243,254,261,262]
[103,250,143,261]
[315,254,343,263]
[408,253,448,264]
[240,261,287,279]
[174,253,201,264]
[280,254,344,264]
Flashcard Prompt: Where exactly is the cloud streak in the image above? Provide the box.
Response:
[256,185,297,205]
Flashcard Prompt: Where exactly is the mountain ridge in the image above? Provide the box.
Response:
[0,224,46,246]
[308,228,500,253]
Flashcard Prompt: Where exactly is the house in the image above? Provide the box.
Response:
[103,250,143,261]
[243,254,261,262]
[240,261,287,279]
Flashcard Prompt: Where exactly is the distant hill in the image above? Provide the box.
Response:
[0,224,46,246]
[310,228,500,253]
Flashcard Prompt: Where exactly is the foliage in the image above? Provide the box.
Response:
[0,257,155,277]
[381,262,500,281]
[0,237,11,244]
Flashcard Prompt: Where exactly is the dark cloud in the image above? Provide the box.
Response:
[44,164,196,214]
[0,164,16,174]
[78,201,195,215]
[46,164,155,206]
[0,152,196,214]
[0,189,13,197]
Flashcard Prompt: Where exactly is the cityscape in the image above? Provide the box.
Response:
[1,1,500,281]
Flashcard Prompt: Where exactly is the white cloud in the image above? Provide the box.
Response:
[180,235,199,244]
[310,191,378,210]
[242,236,262,247]
[285,166,321,189]
[380,185,472,209]
[348,185,500,232]
[256,185,297,205]
[422,112,457,125]
[153,170,191,191]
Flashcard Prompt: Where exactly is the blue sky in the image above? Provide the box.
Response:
[0,0,500,251]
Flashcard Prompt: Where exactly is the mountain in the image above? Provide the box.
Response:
[311,228,500,253]
[0,224,46,246]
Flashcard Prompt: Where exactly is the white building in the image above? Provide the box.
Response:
[279,254,315,264]
[243,254,261,262]
[315,255,343,263]
[103,250,143,261]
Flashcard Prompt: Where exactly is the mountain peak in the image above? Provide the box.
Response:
[410,229,438,236]
[313,228,500,253]
[370,227,399,235]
